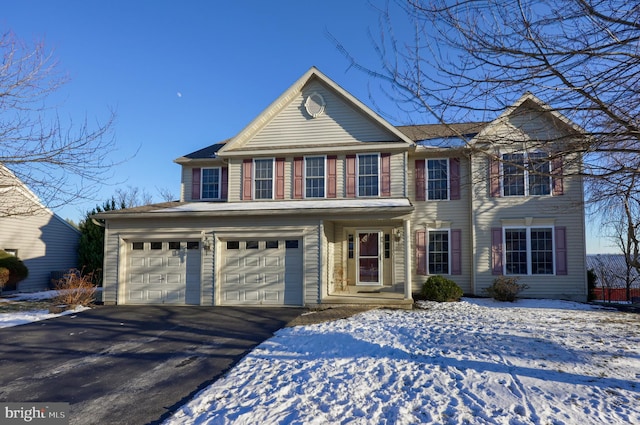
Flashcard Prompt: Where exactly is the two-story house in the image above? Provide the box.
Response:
[96,67,586,306]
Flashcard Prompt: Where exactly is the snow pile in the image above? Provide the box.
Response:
[166,299,640,424]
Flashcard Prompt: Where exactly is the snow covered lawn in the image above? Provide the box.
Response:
[166,299,640,425]
[0,290,89,328]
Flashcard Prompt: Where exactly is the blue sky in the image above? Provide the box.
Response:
[2,1,616,253]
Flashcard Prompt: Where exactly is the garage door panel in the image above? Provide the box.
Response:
[224,291,241,301]
[124,241,201,305]
[264,256,280,267]
[244,290,260,301]
[222,238,302,306]
[166,273,182,284]
[264,291,280,302]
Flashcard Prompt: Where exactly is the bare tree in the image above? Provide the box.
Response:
[334,0,640,261]
[0,31,116,217]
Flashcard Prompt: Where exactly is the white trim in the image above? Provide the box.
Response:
[426,158,450,201]
[200,167,221,200]
[426,228,451,275]
[356,153,380,197]
[303,155,327,199]
[502,225,556,276]
[252,158,275,200]
[500,151,552,197]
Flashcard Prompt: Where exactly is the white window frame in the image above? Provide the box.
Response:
[503,226,555,276]
[501,152,552,197]
[426,158,450,201]
[427,228,451,275]
[304,155,326,199]
[356,153,380,197]
[200,167,221,200]
[253,158,275,200]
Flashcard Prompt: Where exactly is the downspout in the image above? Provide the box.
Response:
[404,218,412,300]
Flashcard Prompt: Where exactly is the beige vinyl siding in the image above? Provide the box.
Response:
[245,79,400,150]
[101,216,322,305]
[0,211,80,292]
[222,152,404,202]
[471,148,586,301]
[409,155,473,294]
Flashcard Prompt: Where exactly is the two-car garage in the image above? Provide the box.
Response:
[123,237,303,306]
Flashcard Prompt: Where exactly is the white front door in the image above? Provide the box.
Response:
[356,231,382,285]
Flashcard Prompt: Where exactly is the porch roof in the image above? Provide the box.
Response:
[95,198,414,219]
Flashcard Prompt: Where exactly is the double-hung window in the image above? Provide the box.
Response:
[305,156,325,198]
[254,158,274,200]
[428,230,450,274]
[201,168,220,199]
[502,152,551,197]
[504,227,554,275]
[427,159,449,200]
[358,153,379,197]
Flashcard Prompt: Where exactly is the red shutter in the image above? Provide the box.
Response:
[381,153,391,197]
[555,226,568,275]
[491,227,503,275]
[293,157,303,199]
[416,229,427,275]
[450,158,460,200]
[221,167,228,200]
[451,229,462,275]
[242,159,252,200]
[415,159,426,201]
[346,155,356,198]
[191,168,201,200]
[275,157,285,199]
[327,155,337,198]
[552,157,564,196]
[490,156,501,197]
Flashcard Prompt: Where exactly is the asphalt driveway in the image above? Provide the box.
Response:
[0,305,305,425]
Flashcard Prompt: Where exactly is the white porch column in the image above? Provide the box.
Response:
[404,218,412,300]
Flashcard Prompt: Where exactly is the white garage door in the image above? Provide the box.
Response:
[222,239,303,305]
[126,241,201,305]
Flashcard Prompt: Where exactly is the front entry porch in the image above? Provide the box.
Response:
[322,217,413,309]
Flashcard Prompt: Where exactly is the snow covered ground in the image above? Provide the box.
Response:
[0,290,89,328]
[166,298,640,425]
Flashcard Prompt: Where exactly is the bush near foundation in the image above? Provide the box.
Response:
[0,250,29,291]
[421,275,464,302]
[484,276,529,302]
[52,268,97,308]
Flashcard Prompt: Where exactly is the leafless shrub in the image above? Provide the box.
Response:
[52,268,97,308]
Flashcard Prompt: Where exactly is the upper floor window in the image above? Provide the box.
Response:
[358,153,379,197]
[254,158,274,199]
[504,227,554,275]
[427,159,449,200]
[305,156,325,198]
[502,152,551,197]
[201,168,220,199]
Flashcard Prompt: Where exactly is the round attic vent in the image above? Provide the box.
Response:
[304,92,325,118]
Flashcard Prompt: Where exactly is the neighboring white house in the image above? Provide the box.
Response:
[0,165,80,292]
[96,67,587,306]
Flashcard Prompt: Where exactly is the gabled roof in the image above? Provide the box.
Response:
[474,92,585,141]
[215,66,414,156]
